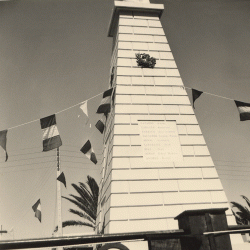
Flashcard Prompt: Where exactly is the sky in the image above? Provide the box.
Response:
[0,0,250,241]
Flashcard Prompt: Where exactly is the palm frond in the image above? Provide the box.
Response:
[69,194,96,218]
[231,202,250,217]
[69,209,95,224]
[232,209,246,225]
[86,176,99,201]
[61,175,99,231]
[54,220,95,232]
[62,220,94,228]
[78,182,93,199]
[71,184,96,213]
[72,183,93,204]
[72,189,95,213]
[62,196,96,220]
[231,201,250,224]
[241,195,250,210]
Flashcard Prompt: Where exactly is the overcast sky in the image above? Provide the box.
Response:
[0,0,250,240]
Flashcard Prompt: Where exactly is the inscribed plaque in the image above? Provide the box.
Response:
[138,121,183,162]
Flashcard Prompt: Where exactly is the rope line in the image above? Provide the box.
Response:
[3,85,242,132]
[185,86,234,101]
[7,91,103,131]
[56,92,102,115]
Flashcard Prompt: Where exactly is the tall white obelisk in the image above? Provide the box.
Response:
[96,0,242,248]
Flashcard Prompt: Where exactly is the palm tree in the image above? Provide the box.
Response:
[231,195,250,225]
[55,175,99,232]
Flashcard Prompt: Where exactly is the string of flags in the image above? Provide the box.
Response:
[1,85,250,163]
[0,87,115,163]
[20,87,115,223]
[29,88,117,223]
[191,87,250,122]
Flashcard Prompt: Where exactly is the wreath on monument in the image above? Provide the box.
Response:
[135,53,156,68]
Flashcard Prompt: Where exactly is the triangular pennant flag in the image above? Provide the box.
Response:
[95,120,105,134]
[235,100,250,121]
[96,88,114,114]
[40,114,62,152]
[32,199,41,222]
[95,115,106,134]
[80,101,89,125]
[80,101,88,117]
[192,88,203,109]
[0,130,8,162]
[57,172,66,188]
[80,140,97,164]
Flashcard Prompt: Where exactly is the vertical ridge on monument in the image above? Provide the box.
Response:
[96,0,241,245]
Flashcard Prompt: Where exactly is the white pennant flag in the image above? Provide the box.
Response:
[80,101,88,117]
[79,101,90,125]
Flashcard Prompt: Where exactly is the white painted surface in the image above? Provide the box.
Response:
[122,241,149,250]
[232,243,250,250]
[97,3,241,246]
[202,167,219,178]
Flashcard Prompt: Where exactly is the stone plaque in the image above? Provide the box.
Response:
[138,121,183,162]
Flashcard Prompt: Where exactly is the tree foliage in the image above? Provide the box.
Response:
[55,175,99,232]
[231,195,250,225]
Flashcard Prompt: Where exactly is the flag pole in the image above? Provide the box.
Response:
[57,147,63,239]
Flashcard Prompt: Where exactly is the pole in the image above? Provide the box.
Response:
[57,148,63,239]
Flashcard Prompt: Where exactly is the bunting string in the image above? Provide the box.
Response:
[185,86,234,101]
[56,92,102,115]
[3,86,244,132]
[1,83,249,165]
[8,119,41,131]
[7,92,103,131]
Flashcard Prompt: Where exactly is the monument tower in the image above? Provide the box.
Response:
[96,0,240,246]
